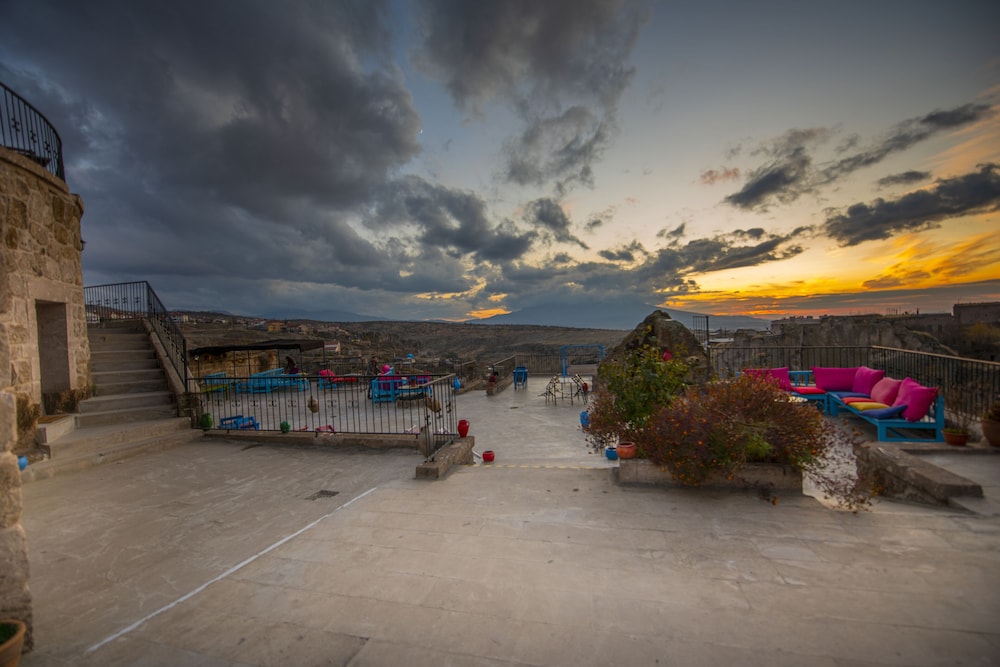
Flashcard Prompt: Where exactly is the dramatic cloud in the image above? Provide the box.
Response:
[823,163,1000,246]
[726,104,993,211]
[523,198,588,248]
[414,0,648,194]
[877,170,931,188]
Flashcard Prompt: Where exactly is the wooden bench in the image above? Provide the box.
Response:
[828,392,944,442]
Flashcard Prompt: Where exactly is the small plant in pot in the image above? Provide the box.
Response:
[942,384,976,446]
[584,344,689,456]
[0,619,27,667]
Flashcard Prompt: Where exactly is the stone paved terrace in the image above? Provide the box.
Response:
[18,377,1000,666]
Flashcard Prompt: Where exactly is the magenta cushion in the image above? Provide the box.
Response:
[852,366,885,395]
[870,377,903,405]
[812,367,860,391]
[743,367,792,391]
[893,378,938,422]
[792,386,825,395]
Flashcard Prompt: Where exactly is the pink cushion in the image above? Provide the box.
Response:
[792,386,825,395]
[893,378,938,422]
[870,377,903,405]
[852,366,885,395]
[812,367,860,391]
[743,367,792,391]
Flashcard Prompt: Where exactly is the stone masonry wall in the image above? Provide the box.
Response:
[1,146,88,649]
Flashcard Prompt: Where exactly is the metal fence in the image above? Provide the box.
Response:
[193,373,459,455]
[84,281,188,384]
[1,80,65,180]
[712,345,1000,423]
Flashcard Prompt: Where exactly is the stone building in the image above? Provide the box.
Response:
[1,136,88,648]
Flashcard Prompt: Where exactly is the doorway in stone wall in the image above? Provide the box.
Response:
[35,300,71,414]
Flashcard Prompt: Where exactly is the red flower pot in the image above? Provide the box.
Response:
[458,419,470,438]
[482,450,495,463]
[617,442,637,459]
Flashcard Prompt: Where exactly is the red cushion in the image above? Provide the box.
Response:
[870,377,903,405]
[893,378,938,422]
[812,367,860,391]
[852,366,885,395]
[792,386,826,395]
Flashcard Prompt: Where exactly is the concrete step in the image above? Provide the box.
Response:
[91,348,157,363]
[75,404,178,428]
[24,418,199,482]
[89,332,151,350]
[80,390,173,414]
[94,378,168,395]
[90,356,160,373]
[92,368,165,388]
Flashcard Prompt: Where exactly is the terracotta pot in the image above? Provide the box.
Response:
[458,419,470,438]
[982,419,1000,447]
[617,442,637,459]
[0,619,26,667]
[943,430,969,447]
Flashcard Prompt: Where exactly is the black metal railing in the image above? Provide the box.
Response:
[1,81,65,180]
[713,345,1000,424]
[194,373,458,457]
[84,281,188,384]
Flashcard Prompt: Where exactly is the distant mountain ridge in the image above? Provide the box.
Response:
[479,301,770,331]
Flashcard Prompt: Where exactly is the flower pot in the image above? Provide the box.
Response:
[982,419,1000,447]
[617,442,637,459]
[458,419,470,438]
[0,619,26,667]
[943,430,969,447]
[199,413,213,431]
[605,447,618,461]
[482,450,495,463]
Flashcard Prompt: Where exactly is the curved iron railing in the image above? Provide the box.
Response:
[1,81,65,180]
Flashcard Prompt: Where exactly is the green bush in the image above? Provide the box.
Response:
[585,345,688,451]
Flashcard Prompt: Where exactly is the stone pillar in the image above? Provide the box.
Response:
[0,323,33,651]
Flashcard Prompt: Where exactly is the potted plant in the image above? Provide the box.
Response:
[0,618,26,667]
[943,384,975,447]
[639,373,873,508]
[584,345,688,456]
[982,395,1000,447]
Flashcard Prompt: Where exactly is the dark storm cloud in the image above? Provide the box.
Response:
[823,163,1000,246]
[877,170,931,188]
[725,104,992,211]
[524,198,588,248]
[598,240,646,262]
[372,176,536,262]
[414,0,648,194]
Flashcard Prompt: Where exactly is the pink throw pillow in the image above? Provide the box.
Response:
[893,378,938,422]
[812,367,860,391]
[870,377,903,405]
[852,366,885,395]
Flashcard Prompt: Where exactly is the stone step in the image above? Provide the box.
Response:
[75,404,178,428]
[89,332,151,350]
[80,390,173,414]
[90,356,161,373]
[24,418,198,482]
[91,347,157,363]
[94,378,168,395]
[92,368,165,388]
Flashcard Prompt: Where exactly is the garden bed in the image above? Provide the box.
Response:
[618,458,802,491]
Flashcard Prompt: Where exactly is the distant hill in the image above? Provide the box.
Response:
[480,300,770,331]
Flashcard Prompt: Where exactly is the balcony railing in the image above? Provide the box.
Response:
[1,81,65,180]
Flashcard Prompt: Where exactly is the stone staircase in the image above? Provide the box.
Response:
[23,321,198,482]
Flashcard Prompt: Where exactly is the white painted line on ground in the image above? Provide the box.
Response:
[86,485,379,654]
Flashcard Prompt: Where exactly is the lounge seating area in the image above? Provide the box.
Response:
[235,368,309,394]
[741,366,944,442]
[370,375,433,403]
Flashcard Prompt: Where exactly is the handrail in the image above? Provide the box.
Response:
[83,281,188,385]
[1,81,65,180]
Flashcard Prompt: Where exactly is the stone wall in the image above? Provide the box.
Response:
[1,146,88,649]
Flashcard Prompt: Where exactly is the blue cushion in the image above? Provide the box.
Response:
[861,405,907,420]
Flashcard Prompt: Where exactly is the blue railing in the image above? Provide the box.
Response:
[1,81,65,181]
[84,281,188,386]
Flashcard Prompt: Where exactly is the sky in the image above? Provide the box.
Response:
[2,0,999,323]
